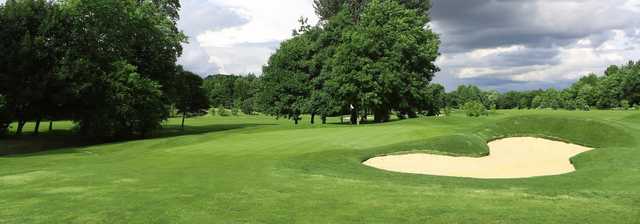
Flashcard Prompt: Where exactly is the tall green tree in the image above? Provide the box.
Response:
[55,0,185,138]
[325,0,439,123]
[314,0,431,21]
[0,0,61,135]
[260,31,317,124]
[0,95,10,137]
[174,67,210,129]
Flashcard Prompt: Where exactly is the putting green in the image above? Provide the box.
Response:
[1,110,639,223]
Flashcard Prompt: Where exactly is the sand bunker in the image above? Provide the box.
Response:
[363,137,593,179]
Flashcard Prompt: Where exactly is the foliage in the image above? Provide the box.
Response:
[202,74,260,111]
[324,0,439,123]
[0,0,185,138]
[217,105,229,117]
[208,107,216,116]
[174,67,210,116]
[231,107,239,116]
[313,0,431,21]
[0,95,10,136]
[443,106,452,116]
[463,101,487,117]
[75,62,168,138]
[0,0,61,135]
[259,25,317,124]
[620,100,630,110]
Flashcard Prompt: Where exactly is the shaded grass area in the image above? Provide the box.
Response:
[1,110,640,223]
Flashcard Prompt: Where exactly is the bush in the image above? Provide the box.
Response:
[231,107,239,116]
[576,99,590,111]
[443,106,452,116]
[621,100,630,110]
[463,101,487,117]
[241,98,255,115]
[76,62,168,138]
[209,107,216,116]
[217,105,229,116]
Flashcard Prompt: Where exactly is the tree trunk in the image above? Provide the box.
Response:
[294,116,299,125]
[34,116,42,136]
[408,110,418,118]
[374,109,390,123]
[350,109,358,125]
[49,121,53,131]
[310,113,316,124]
[181,111,186,130]
[16,119,26,136]
[321,116,327,124]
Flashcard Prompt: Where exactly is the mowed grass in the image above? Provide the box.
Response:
[1,110,640,223]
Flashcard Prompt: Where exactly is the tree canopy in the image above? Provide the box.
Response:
[0,0,186,138]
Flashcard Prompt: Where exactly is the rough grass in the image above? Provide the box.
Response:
[1,110,640,223]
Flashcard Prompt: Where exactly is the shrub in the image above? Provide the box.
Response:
[443,106,452,116]
[463,101,487,117]
[621,100,630,110]
[241,98,255,115]
[231,107,239,116]
[217,105,229,116]
[576,99,590,111]
[209,107,216,116]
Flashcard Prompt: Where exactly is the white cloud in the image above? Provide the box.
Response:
[179,0,319,75]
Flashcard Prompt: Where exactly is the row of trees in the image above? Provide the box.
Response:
[259,0,442,124]
[0,0,210,138]
[202,74,260,115]
[446,61,640,111]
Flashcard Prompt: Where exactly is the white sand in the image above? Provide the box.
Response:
[363,137,593,179]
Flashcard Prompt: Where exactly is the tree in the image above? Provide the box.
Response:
[0,0,61,136]
[449,85,484,109]
[54,0,185,138]
[325,0,439,123]
[259,25,318,125]
[0,95,10,137]
[463,101,487,117]
[174,67,209,129]
[420,84,446,116]
[75,62,168,138]
[313,0,431,21]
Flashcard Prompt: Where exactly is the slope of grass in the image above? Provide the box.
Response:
[1,110,640,223]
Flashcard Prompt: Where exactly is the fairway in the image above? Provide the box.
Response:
[1,110,640,223]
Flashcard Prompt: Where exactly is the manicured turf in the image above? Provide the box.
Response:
[1,110,639,223]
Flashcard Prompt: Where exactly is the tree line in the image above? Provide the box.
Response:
[446,61,640,112]
[258,0,442,124]
[0,0,209,138]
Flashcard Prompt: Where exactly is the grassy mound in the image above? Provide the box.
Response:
[364,134,489,159]
[476,114,635,148]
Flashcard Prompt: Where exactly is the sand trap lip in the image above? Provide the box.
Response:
[363,137,593,179]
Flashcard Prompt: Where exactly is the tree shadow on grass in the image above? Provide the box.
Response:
[0,123,272,157]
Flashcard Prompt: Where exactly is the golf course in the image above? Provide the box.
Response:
[2,109,639,223]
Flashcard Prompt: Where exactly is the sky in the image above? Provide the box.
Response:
[2,0,639,91]
[175,0,640,91]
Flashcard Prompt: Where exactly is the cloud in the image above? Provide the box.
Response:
[178,0,318,75]
[431,0,640,91]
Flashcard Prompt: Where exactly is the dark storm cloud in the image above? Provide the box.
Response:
[429,0,640,91]
[430,0,635,52]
